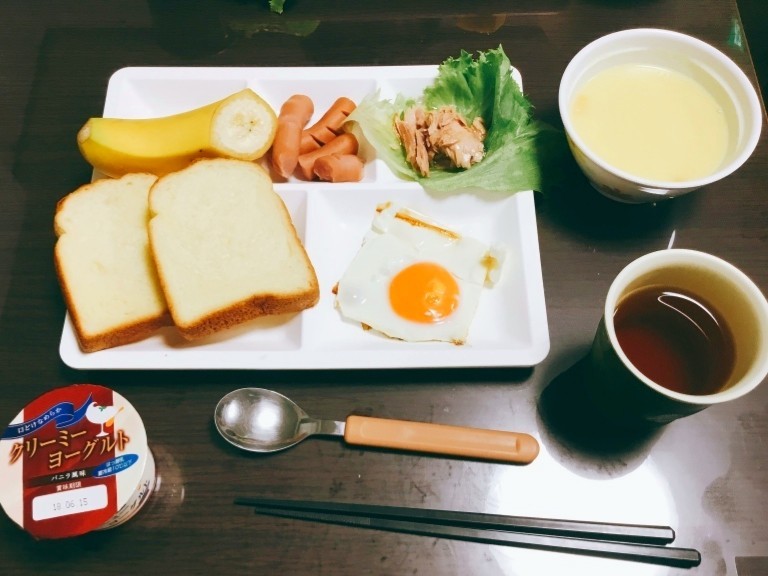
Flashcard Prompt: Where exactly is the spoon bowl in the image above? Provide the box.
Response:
[215,388,342,453]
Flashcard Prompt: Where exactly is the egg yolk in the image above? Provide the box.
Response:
[389,262,460,323]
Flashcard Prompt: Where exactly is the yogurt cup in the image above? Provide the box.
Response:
[0,384,155,539]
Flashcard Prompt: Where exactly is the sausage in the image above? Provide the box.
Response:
[302,97,357,148]
[271,94,314,179]
[313,153,364,182]
[296,133,359,180]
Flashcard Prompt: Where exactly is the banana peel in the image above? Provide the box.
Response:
[77,88,277,178]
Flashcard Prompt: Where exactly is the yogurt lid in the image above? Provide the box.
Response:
[0,384,150,539]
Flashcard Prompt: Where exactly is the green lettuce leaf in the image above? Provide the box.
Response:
[269,0,286,14]
[347,46,565,195]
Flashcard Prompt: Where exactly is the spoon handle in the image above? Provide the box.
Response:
[343,415,539,464]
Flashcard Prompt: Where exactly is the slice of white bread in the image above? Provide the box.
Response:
[54,173,170,352]
[148,158,319,340]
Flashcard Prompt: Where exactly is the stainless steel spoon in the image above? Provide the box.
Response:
[214,387,539,464]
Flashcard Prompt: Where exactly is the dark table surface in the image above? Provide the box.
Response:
[1,1,766,575]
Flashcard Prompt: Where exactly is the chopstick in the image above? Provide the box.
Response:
[234,498,675,544]
[234,499,701,568]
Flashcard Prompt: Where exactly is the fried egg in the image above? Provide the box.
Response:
[334,202,504,344]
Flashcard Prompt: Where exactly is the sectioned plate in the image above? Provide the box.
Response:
[59,66,549,370]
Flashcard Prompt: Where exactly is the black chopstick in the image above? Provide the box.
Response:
[233,497,675,544]
[240,505,701,568]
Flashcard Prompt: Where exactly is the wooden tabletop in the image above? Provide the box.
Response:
[0,1,766,574]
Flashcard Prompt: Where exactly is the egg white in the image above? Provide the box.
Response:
[335,203,501,344]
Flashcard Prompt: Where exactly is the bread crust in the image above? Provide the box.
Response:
[173,287,319,341]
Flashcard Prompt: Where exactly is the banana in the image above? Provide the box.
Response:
[77,88,277,178]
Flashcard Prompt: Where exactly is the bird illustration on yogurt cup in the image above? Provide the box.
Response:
[86,402,124,437]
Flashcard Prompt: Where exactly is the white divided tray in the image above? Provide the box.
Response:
[59,66,549,369]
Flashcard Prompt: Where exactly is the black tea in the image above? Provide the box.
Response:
[613,285,735,395]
